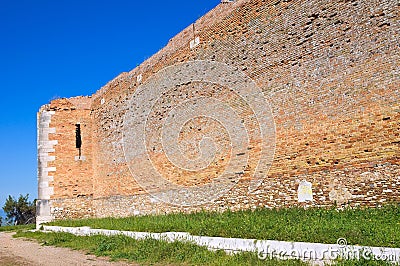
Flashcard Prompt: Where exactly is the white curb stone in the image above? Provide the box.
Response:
[42,226,400,264]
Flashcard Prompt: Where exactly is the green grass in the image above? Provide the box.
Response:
[14,231,394,265]
[0,224,35,232]
[14,231,308,265]
[334,259,393,266]
[47,204,400,248]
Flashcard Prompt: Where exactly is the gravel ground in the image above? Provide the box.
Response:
[0,232,135,266]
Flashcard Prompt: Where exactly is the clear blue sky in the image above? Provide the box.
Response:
[0,0,220,209]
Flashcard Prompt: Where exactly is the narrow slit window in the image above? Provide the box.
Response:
[75,124,82,158]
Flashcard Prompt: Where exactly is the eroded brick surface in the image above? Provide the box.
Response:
[37,0,399,220]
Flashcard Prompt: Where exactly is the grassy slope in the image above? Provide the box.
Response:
[14,227,393,265]
[15,231,309,266]
[47,205,400,248]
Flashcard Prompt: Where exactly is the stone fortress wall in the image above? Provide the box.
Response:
[37,0,399,223]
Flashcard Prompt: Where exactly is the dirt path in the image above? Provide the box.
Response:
[0,232,136,266]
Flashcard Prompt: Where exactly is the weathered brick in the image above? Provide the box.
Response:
[37,0,399,221]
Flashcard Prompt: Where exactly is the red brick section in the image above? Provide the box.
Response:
[40,0,399,219]
[46,97,95,218]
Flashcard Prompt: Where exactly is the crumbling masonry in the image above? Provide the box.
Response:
[37,0,399,224]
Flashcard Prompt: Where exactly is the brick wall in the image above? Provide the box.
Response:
[37,0,399,221]
[38,97,95,219]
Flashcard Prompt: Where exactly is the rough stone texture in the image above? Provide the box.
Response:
[37,0,399,222]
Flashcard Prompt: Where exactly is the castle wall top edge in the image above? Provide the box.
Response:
[39,95,93,112]
[91,0,246,101]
